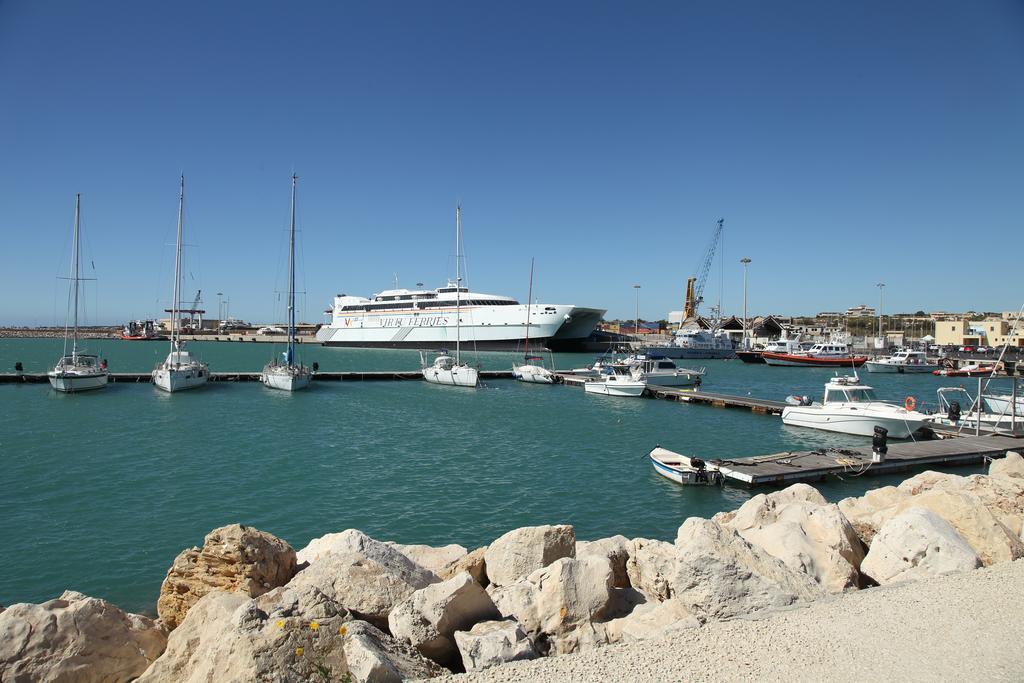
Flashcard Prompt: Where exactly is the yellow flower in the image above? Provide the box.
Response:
[309,621,319,631]
[276,619,285,629]
[295,647,304,657]
[338,625,347,636]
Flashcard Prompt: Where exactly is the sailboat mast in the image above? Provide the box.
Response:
[455,204,461,363]
[523,257,534,359]
[171,176,184,350]
[287,174,297,366]
[71,193,81,360]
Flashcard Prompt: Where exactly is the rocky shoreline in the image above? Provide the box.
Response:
[0,327,120,339]
[2,453,1022,682]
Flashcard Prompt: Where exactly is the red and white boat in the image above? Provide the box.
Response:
[932,362,1000,377]
[763,340,867,368]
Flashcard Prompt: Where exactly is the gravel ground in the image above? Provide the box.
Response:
[431,560,1024,682]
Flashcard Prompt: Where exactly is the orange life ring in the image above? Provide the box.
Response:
[904,396,916,411]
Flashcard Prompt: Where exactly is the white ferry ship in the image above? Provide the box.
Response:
[315,280,605,351]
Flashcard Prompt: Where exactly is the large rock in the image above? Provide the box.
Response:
[453,619,538,672]
[671,518,823,621]
[990,451,1024,479]
[439,546,488,587]
[157,524,297,630]
[861,508,982,585]
[838,486,908,545]
[0,590,167,682]
[484,525,575,587]
[288,530,438,629]
[716,485,865,592]
[489,555,614,655]
[138,590,443,683]
[386,541,468,575]
[625,537,677,603]
[601,598,699,644]
[897,469,1024,539]
[387,571,500,668]
[577,535,631,589]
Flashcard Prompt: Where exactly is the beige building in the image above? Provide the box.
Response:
[934,315,1024,348]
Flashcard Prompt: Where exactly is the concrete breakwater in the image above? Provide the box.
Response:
[2,454,1023,682]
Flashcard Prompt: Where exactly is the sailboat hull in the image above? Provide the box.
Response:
[513,364,554,384]
[423,366,479,387]
[152,365,209,392]
[48,372,109,393]
[261,366,311,391]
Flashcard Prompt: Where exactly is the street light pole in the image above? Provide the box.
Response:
[740,258,751,349]
[633,284,641,341]
[217,292,224,323]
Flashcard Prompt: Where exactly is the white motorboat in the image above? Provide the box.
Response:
[262,175,312,392]
[513,257,555,385]
[932,386,1024,432]
[648,446,722,486]
[626,354,704,387]
[48,194,109,393]
[153,176,210,393]
[421,205,479,388]
[781,375,929,438]
[865,349,938,374]
[583,364,646,397]
[982,393,1024,417]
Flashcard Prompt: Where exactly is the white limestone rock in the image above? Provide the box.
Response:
[602,598,699,644]
[625,537,677,603]
[289,530,439,629]
[717,485,865,592]
[386,541,468,575]
[0,590,167,683]
[484,524,576,587]
[489,555,614,655]
[861,508,982,585]
[439,546,489,587]
[387,571,500,668]
[453,619,538,672]
[838,486,910,544]
[137,590,443,683]
[990,451,1024,479]
[577,535,632,588]
[671,518,823,621]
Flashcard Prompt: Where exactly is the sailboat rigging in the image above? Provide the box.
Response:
[48,194,109,392]
[512,257,554,384]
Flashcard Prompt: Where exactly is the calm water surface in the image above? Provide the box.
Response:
[0,339,989,613]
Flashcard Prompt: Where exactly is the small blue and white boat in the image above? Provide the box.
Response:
[649,446,722,486]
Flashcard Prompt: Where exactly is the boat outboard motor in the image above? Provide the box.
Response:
[312,362,319,372]
[947,401,961,423]
[14,361,23,372]
[872,426,888,463]
[800,395,813,406]
[691,457,708,483]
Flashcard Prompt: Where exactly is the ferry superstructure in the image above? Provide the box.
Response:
[315,281,605,351]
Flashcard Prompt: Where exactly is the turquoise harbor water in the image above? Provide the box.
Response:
[0,338,992,614]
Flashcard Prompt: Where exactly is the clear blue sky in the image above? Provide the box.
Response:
[2,1,1022,326]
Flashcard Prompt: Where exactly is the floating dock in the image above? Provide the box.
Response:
[703,434,1021,488]
[0,371,515,384]
[554,373,788,414]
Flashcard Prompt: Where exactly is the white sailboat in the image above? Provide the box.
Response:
[421,205,479,388]
[262,175,312,391]
[513,257,554,384]
[152,176,210,392]
[48,194,109,393]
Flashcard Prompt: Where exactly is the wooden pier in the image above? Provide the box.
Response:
[0,370,515,384]
[702,434,1021,488]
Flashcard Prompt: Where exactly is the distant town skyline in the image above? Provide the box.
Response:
[2,1,1022,326]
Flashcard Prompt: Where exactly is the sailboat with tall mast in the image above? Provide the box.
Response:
[420,205,479,387]
[152,175,210,392]
[48,194,109,393]
[261,174,312,391]
[512,257,554,384]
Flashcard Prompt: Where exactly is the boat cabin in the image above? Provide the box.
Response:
[55,354,102,370]
[823,377,877,404]
[891,350,929,365]
[806,343,851,356]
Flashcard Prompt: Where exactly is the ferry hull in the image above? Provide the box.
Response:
[48,372,108,393]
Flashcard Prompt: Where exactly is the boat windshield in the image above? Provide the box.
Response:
[826,387,877,403]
